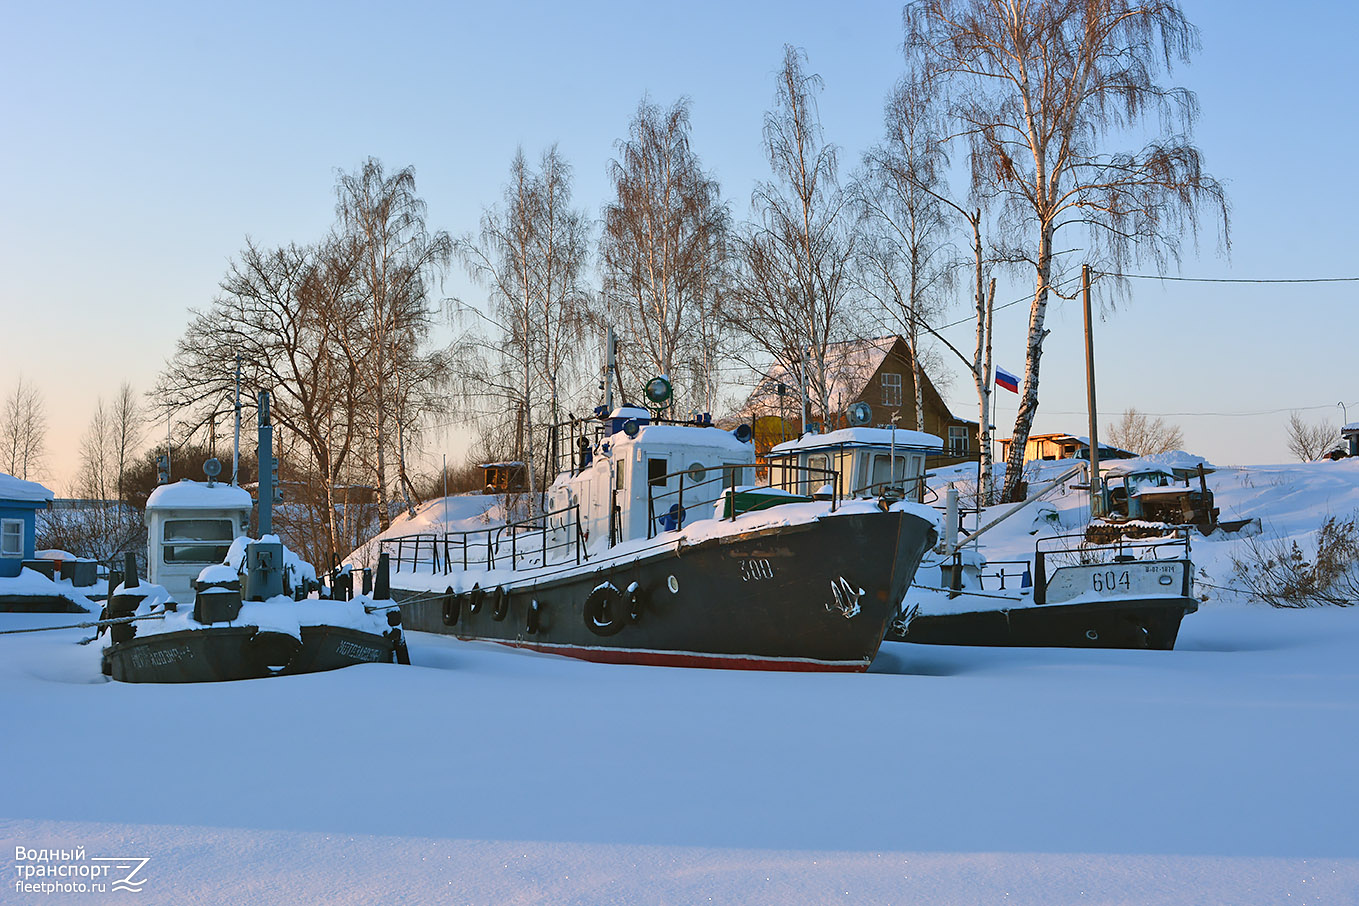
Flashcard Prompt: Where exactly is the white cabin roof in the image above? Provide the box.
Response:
[610,423,754,458]
[769,427,942,456]
[145,479,254,512]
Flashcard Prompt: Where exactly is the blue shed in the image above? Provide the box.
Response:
[0,473,54,578]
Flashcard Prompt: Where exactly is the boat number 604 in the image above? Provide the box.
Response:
[740,558,775,582]
[1092,569,1131,593]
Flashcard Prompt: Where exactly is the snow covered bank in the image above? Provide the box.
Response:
[3,459,1359,903]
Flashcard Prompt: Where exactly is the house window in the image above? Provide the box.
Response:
[880,372,903,408]
[948,426,970,455]
[1,519,23,558]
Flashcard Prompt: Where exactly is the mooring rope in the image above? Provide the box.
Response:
[908,583,1027,603]
[0,613,167,636]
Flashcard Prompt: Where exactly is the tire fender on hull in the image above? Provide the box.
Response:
[583,584,627,636]
[441,586,459,626]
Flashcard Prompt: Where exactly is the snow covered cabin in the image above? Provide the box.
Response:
[144,480,253,599]
[0,472,54,578]
[546,407,757,546]
[766,427,942,502]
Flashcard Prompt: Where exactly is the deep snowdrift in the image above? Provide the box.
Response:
[2,461,1357,904]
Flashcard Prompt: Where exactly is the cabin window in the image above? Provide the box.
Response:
[1,519,23,558]
[880,372,902,407]
[648,458,669,487]
[721,464,750,488]
[163,519,234,542]
[805,454,829,494]
[948,426,969,455]
[161,518,234,564]
[686,462,707,483]
[869,454,906,489]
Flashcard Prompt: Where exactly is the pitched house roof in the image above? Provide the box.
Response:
[740,336,909,417]
[0,472,54,505]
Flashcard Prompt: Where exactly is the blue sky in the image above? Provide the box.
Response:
[2,0,1355,489]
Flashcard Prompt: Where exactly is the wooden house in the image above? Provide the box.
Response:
[740,336,978,468]
[998,432,1136,465]
[0,472,53,578]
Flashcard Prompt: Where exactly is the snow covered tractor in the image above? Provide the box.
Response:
[1089,461,1257,538]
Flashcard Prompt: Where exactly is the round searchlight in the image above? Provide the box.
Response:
[643,375,673,407]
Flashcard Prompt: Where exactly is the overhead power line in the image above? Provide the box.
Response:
[1113,273,1359,284]
[1041,401,1356,419]
[934,271,1359,332]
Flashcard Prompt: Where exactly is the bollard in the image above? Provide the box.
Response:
[374,552,391,600]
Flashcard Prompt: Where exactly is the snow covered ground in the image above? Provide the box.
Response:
[2,461,1358,904]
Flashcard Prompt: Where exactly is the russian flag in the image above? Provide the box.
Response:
[995,366,1020,393]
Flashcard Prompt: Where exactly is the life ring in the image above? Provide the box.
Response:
[526,599,541,635]
[583,585,627,636]
[467,584,484,614]
[441,586,459,626]
[491,586,510,621]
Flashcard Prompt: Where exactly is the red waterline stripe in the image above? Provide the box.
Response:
[486,638,871,672]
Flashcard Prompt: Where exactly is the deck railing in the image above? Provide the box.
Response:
[381,503,586,576]
[1032,528,1192,604]
[646,462,841,539]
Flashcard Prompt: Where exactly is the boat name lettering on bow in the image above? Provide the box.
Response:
[739,559,775,582]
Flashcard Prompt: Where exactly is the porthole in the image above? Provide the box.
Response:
[667,575,680,594]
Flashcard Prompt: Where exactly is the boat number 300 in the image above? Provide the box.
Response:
[1091,569,1131,593]
[739,558,775,582]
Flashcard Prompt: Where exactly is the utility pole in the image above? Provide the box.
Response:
[1083,265,1101,518]
[605,325,617,413]
[258,390,273,536]
[232,354,241,486]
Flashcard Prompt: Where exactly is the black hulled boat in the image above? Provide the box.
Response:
[386,399,941,672]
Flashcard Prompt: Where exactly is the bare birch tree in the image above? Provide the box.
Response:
[335,158,452,529]
[732,45,857,427]
[1285,411,1337,462]
[457,146,591,510]
[600,97,730,411]
[110,382,142,504]
[905,0,1229,501]
[156,237,366,564]
[1106,406,1183,455]
[853,73,954,434]
[63,395,143,560]
[0,376,48,480]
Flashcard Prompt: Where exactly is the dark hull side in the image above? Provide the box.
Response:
[398,509,937,672]
[889,596,1197,650]
[0,595,89,614]
[105,625,396,683]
